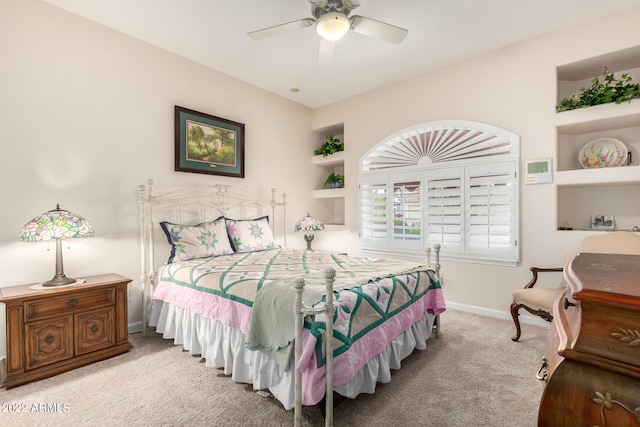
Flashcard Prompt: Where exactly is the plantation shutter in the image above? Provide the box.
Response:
[359,120,520,265]
[360,176,389,250]
[425,167,463,253]
[391,173,422,250]
[466,161,517,260]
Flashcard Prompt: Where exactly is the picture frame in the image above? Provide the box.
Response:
[591,214,615,229]
[174,105,245,178]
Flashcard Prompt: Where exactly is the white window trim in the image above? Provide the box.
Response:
[359,120,520,267]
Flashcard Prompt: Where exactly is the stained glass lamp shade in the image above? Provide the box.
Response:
[294,213,324,250]
[20,204,94,286]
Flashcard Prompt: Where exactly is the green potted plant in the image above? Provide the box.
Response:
[556,67,640,112]
[314,134,344,157]
[324,172,344,188]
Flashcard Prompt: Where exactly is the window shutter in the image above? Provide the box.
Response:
[392,179,422,249]
[360,179,389,249]
[466,161,517,260]
[425,168,463,253]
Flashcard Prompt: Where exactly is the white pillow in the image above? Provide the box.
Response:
[160,216,234,263]
[225,216,279,253]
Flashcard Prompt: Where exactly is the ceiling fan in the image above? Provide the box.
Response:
[247,0,408,68]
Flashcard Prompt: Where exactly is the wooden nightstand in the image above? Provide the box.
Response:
[0,273,132,388]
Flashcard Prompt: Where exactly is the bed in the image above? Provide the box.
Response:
[138,179,446,426]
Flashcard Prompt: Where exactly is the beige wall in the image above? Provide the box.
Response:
[0,0,319,325]
[312,5,640,317]
[1,0,639,328]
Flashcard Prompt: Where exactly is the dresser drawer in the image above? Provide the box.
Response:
[574,300,640,369]
[25,288,115,321]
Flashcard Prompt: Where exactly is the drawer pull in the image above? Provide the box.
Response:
[91,324,99,333]
[67,299,79,307]
[536,357,548,381]
[563,298,576,310]
[45,334,55,344]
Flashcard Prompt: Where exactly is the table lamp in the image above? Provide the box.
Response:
[20,204,94,286]
[294,213,324,250]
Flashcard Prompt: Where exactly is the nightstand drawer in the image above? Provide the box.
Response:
[25,316,74,370]
[75,307,116,355]
[25,288,115,321]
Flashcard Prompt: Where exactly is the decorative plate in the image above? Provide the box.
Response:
[579,137,627,169]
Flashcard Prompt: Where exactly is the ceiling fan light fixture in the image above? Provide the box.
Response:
[315,12,350,41]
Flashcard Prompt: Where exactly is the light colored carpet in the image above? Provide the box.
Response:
[0,309,547,426]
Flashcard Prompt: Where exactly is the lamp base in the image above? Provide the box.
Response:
[304,233,315,251]
[42,274,76,287]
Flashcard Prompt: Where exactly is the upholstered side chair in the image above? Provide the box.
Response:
[510,231,640,342]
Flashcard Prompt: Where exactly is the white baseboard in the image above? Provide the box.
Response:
[128,321,143,334]
[445,301,550,328]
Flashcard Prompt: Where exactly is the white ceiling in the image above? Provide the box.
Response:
[42,0,640,108]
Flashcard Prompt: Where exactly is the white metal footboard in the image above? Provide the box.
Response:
[294,269,335,427]
[293,244,441,427]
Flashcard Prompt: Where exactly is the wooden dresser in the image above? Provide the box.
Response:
[538,253,640,426]
[0,273,132,388]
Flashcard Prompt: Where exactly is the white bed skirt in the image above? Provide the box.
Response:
[149,300,436,410]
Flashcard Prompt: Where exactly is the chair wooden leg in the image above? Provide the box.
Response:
[510,300,522,342]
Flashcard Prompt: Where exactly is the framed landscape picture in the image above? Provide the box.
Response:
[174,106,245,178]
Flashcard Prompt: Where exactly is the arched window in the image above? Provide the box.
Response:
[359,120,520,266]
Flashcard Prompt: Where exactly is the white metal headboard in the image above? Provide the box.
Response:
[137,178,287,336]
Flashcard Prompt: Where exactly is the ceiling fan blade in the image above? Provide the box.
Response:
[317,38,335,69]
[247,18,315,40]
[342,0,368,9]
[350,15,408,44]
[308,0,328,7]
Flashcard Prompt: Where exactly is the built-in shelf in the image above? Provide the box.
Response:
[555,47,640,232]
[312,128,345,226]
[313,151,345,167]
[554,165,640,187]
[313,188,346,198]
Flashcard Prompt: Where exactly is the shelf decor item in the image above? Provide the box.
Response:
[314,134,344,157]
[556,67,640,112]
[324,172,344,188]
[19,204,94,286]
[579,137,627,168]
[591,214,615,229]
[294,213,324,250]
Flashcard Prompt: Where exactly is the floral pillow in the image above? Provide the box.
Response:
[160,216,234,263]
[225,216,279,253]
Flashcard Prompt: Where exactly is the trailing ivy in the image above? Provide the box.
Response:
[556,67,640,112]
[314,134,344,156]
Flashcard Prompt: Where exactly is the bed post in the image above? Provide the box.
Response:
[270,188,287,248]
[323,268,335,427]
[138,183,149,337]
[427,244,442,338]
[293,268,336,427]
[293,277,304,427]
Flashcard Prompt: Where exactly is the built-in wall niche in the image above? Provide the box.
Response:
[554,46,640,232]
[556,45,640,104]
[316,198,345,226]
[556,124,640,172]
[557,183,640,231]
[312,125,345,226]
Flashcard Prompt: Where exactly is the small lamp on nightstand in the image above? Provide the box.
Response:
[294,213,324,251]
[20,204,94,286]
